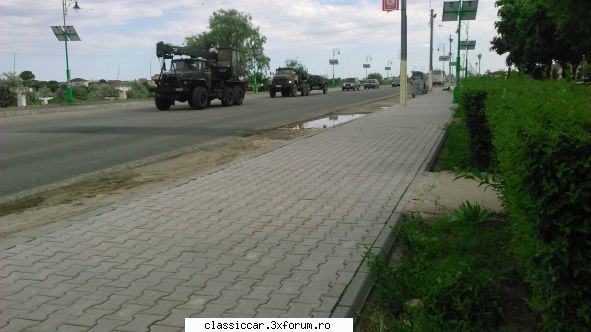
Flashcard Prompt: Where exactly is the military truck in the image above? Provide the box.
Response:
[153,41,247,111]
[269,67,328,98]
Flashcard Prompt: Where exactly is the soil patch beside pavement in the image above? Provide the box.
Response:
[0,95,400,240]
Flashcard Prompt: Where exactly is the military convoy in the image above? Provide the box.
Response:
[269,67,328,98]
[153,41,247,111]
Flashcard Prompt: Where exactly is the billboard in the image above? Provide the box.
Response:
[382,0,399,11]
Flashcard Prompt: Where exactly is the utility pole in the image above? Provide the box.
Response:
[429,8,435,91]
[464,21,470,79]
[454,2,462,102]
[449,35,453,87]
[400,0,408,106]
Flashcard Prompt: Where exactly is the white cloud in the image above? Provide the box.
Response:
[0,0,507,81]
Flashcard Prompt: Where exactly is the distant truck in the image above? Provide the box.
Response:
[153,41,247,110]
[432,69,445,86]
[269,67,328,97]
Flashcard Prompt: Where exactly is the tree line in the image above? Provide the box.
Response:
[491,0,591,79]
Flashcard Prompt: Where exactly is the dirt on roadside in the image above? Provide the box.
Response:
[0,95,400,239]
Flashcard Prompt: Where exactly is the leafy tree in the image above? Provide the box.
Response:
[284,58,309,79]
[492,0,591,77]
[185,9,270,78]
[19,70,35,81]
[37,86,52,98]
[368,73,383,81]
[552,0,591,73]
[0,81,15,107]
[2,72,23,88]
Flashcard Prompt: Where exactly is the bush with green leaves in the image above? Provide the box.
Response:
[460,86,493,170]
[126,81,150,99]
[460,77,591,330]
[366,205,510,330]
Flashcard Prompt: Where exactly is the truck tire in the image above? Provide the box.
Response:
[233,86,244,105]
[155,96,171,111]
[191,86,208,110]
[270,88,276,98]
[222,86,234,106]
[281,89,288,97]
[301,84,307,96]
[290,85,297,97]
[322,85,327,94]
[306,85,311,96]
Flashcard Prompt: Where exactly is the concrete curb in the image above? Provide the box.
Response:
[330,93,453,326]
[0,100,154,118]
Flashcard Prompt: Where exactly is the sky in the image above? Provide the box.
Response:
[0,0,507,82]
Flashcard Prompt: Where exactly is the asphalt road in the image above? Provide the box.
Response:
[0,87,399,199]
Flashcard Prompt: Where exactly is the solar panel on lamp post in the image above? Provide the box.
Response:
[55,1,81,104]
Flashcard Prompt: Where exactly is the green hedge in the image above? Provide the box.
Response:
[460,77,591,330]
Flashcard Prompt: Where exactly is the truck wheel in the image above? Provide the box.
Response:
[306,85,311,96]
[290,85,297,97]
[281,89,288,97]
[191,86,208,110]
[322,85,327,94]
[233,86,244,105]
[301,84,307,96]
[155,96,171,111]
[270,88,276,98]
[222,86,234,106]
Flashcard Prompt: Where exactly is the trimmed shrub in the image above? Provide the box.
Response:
[460,87,493,170]
[460,77,591,330]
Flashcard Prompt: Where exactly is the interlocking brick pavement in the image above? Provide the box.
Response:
[1,90,452,331]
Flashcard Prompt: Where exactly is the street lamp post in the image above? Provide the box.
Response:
[331,48,340,87]
[365,55,372,80]
[386,60,392,80]
[61,0,80,104]
[477,52,482,76]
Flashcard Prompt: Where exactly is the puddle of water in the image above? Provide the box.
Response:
[290,114,366,129]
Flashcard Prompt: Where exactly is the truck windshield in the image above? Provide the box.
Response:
[343,78,356,83]
[276,69,295,75]
[173,60,202,71]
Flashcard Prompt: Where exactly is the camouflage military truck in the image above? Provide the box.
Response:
[269,67,328,98]
[153,41,246,110]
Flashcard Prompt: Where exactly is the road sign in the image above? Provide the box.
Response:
[363,64,370,68]
[382,0,399,11]
[439,56,450,61]
[460,40,476,50]
[385,66,392,70]
[329,59,339,65]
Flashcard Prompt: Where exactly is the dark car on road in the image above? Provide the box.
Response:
[364,79,380,89]
[342,77,360,91]
[391,78,400,87]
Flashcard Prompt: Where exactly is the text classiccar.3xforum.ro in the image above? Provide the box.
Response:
[202,320,332,330]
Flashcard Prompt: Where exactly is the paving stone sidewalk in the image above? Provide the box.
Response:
[1,90,452,331]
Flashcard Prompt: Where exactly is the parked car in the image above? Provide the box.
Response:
[342,77,360,91]
[364,79,380,89]
[391,78,400,87]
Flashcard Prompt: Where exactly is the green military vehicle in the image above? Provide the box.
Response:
[269,67,328,98]
[153,41,246,110]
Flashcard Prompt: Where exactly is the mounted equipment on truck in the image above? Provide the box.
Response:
[153,41,246,111]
